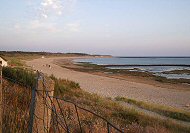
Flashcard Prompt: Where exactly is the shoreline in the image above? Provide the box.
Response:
[101,64,190,67]
[26,56,190,111]
[61,58,190,89]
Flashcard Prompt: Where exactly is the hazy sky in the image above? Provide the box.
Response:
[0,0,190,56]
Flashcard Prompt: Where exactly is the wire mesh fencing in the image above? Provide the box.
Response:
[1,69,124,133]
[28,72,124,133]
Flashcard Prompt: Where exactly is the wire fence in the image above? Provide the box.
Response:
[29,72,124,133]
[2,70,124,133]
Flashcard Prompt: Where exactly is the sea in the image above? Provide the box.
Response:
[74,57,190,79]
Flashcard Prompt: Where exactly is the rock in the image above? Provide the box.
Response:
[185,104,190,108]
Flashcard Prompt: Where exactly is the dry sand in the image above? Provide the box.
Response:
[26,56,190,111]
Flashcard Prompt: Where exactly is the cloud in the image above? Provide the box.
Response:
[13,20,61,33]
[12,0,78,34]
[14,24,21,30]
[41,13,48,18]
[25,0,78,22]
[40,0,63,19]
[65,22,80,32]
[29,20,60,32]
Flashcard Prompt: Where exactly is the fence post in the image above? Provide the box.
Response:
[28,72,38,133]
[33,74,55,133]
[0,64,2,133]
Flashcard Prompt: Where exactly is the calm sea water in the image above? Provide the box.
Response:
[74,57,190,79]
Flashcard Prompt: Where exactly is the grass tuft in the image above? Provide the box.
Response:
[115,96,190,122]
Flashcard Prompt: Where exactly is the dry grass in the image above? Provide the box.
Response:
[2,79,31,133]
[2,67,190,133]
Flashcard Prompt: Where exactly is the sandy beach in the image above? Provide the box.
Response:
[26,56,190,111]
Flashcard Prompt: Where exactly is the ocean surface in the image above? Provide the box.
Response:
[74,57,190,79]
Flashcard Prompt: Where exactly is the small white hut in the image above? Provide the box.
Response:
[0,56,8,67]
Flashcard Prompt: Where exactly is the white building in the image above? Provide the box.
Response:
[0,56,8,67]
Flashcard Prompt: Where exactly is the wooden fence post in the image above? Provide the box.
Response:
[0,64,2,133]
[33,75,55,133]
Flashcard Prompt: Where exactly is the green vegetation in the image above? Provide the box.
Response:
[8,58,25,66]
[0,51,44,66]
[154,76,190,84]
[115,96,190,122]
[0,51,91,67]
[2,67,33,132]
[75,62,108,72]
[2,67,36,88]
[163,69,190,75]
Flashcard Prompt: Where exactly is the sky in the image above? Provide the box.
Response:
[0,0,190,56]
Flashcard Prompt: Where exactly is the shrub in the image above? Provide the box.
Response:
[2,67,36,88]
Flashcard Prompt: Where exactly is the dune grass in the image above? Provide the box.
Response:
[115,96,190,122]
[2,67,36,88]
[0,52,43,66]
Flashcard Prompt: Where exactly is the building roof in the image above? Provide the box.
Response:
[0,56,8,61]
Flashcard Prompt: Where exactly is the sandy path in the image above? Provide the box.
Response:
[26,57,190,110]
